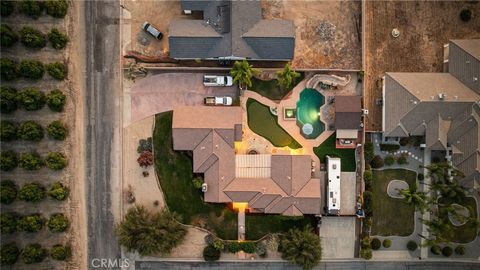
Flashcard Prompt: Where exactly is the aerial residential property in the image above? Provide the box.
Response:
[0,0,479,270]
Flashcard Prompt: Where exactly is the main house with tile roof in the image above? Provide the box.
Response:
[382,39,480,189]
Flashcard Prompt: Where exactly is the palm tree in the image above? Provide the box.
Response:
[279,226,322,270]
[276,62,300,90]
[399,182,428,213]
[230,60,259,89]
[431,180,466,203]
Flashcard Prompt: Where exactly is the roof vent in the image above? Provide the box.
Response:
[474,77,478,82]
[438,93,446,100]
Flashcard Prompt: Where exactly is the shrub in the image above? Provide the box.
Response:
[371,238,381,250]
[0,151,17,171]
[47,213,69,232]
[418,173,424,181]
[1,243,20,265]
[0,180,17,204]
[363,191,373,216]
[384,155,395,166]
[0,121,17,141]
[47,120,67,140]
[397,154,408,165]
[46,89,66,111]
[360,248,372,260]
[18,0,44,19]
[45,0,68,18]
[364,170,373,190]
[1,24,18,47]
[16,87,45,110]
[0,57,18,81]
[203,245,220,261]
[17,214,44,232]
[255,242,267,257]
[279,227,322,270]
[48,28,68,49]
[0,213,17,234]
[227,241,240,253]
[431,245,441,255]
[192,177,203,189]
[45,152,66,170]
[50,244,71,261]
[137,137,153,153]
[460,9,472,22]
[239,241,256,253]
[1,1,14,17]
[21,243,48,264]
[364,142,374,163]
[18,60,44,80]
[212,239,224,251]
[379,144,400,152]
[137,151,153,168]
[17,121,43,141]
[46,62,67,80]
[442,246,453,257]
[19,26,46,48]
[19,182,45,202]
[0,86,17,113]
[370,155,384,169]
[407,240,417,251]
[382,239,392,248]
[399,137,410,146]
[19,152,43,170]
[48,182,69,200]
[454,245,465,255]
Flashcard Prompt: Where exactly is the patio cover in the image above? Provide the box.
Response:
[336,129,358,139]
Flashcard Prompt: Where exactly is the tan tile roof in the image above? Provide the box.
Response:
[335,96,362,112]
[173,106,242,129]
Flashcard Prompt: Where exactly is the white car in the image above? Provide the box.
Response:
[204,96,233,106]
[203,75,233,87]
[142,22,163,40]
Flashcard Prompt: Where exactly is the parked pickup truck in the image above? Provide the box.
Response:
[203,75,233,86]
[204,96,233,106]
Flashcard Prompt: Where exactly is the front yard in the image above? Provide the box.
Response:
[438,196,478,243]
[313,133,356,172]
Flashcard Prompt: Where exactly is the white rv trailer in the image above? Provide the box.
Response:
[326,156,341,215]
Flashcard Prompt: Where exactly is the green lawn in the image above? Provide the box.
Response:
[251,73,304,101]
[438,196,478,243]
[313,133,356,172]
[371,169,417,236]
[247,98,301,149]
[245,214,316,240]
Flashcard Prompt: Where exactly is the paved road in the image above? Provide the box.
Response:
[85,0,121,268]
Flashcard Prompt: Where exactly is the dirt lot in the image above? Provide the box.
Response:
[364,1,480,131]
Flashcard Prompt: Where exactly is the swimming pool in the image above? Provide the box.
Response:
[296,88,325,139]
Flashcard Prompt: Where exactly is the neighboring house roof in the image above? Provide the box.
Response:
[335,96,362,130]
[169,0,295,60]
[448,39,480,94]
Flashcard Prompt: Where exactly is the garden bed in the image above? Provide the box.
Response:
[313,133,356,172]
[438,196,478,243]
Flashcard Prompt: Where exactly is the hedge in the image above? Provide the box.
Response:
[364,142,374,163]
[0,86,18,113]
[46,89,66,111]
[0,180,17,204]
[379,144,400,152]
[0,24,18,47]
[363,191,373,216]
[16,88,46,111]
[0,57,18,81]
[19,26,46,48]
[19,60,44,80]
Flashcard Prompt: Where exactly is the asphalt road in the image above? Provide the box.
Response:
[85,0,121,268]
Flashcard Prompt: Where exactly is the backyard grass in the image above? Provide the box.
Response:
[247,98,302,149]
[313,133,356,172]
[438,196,478,243]
[371,169,417,236]
[251,73,304,100]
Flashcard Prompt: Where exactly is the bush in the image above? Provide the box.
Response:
[0,213,17,234]
[371,238,381,250]
[19,26,46,48]
[21,243,48,264]
[442,246,453,257]
[19,152,43,170]
[17,121,43,141]
[370,155,384,169]
[18,60,44,80]
[255,242,267,257]
[382,239,392,248]
[137,137,153,153]
[0,151,17,171]
[192,177,203,189]
[399,137,410,146]
[0,86,17,113]
[363,170,373,190]
[212,239,224,251]
[48,182,69,201]
[45,152,66,170]
[1,243,20,265]
[19,182,45,202]
[407,240,417,251]
[0,121,17,141]
[418,173,424,181]
[137,151,153,168]
[16,87,46,110]
[460,9,472,22]
[431,245,441,255]
[455,245,465,255]
[46,89,66,111]
[1,24,18,47]
[384,155,395,166]
[379,144,400,152]
[46,62,67,80]
[279,227,321,270]
[18,0,44,19]
[360,248,372,260]
[48,28,68,49]
[0,180,17,204]
[0,57,18,81]
[47,213,69,232]
[227,241,240,253]
[240,241,256,253]
[364,142,374,163]
[203,245,220,261]
[45,0,68,18]
[363,191,373,216]
[1,1,14,17]
[17,214,44,232]
[397,154,408,165]
[50,244,70,261]
[47,121,67,140]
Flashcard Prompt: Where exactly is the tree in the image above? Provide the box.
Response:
[45,152,67,170]
[420,217,454,245]
[442,246,453,257]
[17,214,44,232]
[431,180,466,203]
[0,213,17,234]
[230,60,259,89]
[276,62,301,90]
[460,9,472,22]
[50,244,71,261]
[203,245,220,261]
[19,182,45,202]
[406,240,417,251]
[19,152,43,170]
[17,121,43,141]
[45,0,68,18]
[370,155,384,168]
[47,120,67,140]
[47,213,69,232]
[279,226,322,270]
[0,57,18,81]
[48,182,69,201]
[18,60,45,80]
[137,151,153,168]
[115,205,187,256]
[399,182,428,213]
[1,24,18,47]
[0,121,17,141]
[0,86,17,113]
[18,0,44,19]
[0,151,18,171]
[46,89,66,111]
[0,180,17,204]
[19,26,46,48]
[21,243,48,264]
[1,1,14,17]
[48,28,68,49]
[16,88,46,110]
[46,62,67,80]
[384,155,395,166]
[1,243,20,265]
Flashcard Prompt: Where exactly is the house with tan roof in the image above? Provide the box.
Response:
[335,95,363,149]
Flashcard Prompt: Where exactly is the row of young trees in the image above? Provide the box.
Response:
[230,60,300,90]
[1,180,69,204]
[1,58,67,81]
[1,242,70,265]
[1,87,66,113]
[1,212,69,233]
[0,150,67,171]
[1,0,68,19]
[1,120,68,141]
[1,24,69,49]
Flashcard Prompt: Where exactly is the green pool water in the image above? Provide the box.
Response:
[296,88,325,139]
